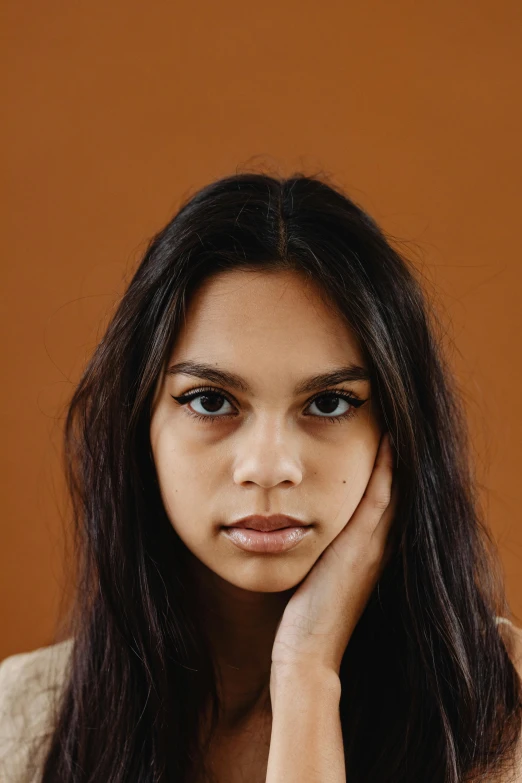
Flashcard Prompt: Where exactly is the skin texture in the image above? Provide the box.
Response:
[150,269,381,591]
[149,268,384,771]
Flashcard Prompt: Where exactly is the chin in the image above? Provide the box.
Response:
[218,561,311,594]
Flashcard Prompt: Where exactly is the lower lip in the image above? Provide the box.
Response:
[222,526,312,553]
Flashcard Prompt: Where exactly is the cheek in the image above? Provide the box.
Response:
[151,428,221,542]
[324,442,378,532]
[154,441,195,510]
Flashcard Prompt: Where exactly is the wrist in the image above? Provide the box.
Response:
[270,661,341,705]
[266,664,345,783]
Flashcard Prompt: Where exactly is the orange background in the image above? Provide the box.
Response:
[2,1,521,659]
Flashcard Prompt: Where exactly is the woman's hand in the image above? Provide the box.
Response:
[271,432,397,681]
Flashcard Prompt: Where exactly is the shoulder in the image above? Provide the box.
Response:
[0,638,73,783]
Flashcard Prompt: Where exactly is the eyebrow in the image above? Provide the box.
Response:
[165,360,370,395]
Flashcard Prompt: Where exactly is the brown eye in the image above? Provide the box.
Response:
[172,390,236,418]
[194,393,229,414]
[307,394,352,417]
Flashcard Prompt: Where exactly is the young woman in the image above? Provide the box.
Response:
[1,172,521,782]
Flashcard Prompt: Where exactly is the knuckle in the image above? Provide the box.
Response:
[373,493,391,512]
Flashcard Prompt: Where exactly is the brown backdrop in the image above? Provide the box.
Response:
[2,0,521,659]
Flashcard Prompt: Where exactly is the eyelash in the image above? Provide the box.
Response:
[171,385,367,426]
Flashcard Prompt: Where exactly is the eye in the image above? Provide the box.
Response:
[171,387,235,422]
[306,394,355,419]
[185,390,233,418]
[171,386,367,425]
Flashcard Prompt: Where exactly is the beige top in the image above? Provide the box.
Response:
[0,638,73,782]
[0,619,520,782]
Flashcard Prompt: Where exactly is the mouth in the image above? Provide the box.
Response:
[221,515,313,554]
[224,514,312,532]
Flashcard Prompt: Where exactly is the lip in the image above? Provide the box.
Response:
[222,514,313,554]
[226,514,311,532]
[222,526,312,554]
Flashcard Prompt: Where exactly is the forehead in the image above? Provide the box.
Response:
[170,269,365,380]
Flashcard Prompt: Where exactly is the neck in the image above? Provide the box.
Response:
[185,551,295,728]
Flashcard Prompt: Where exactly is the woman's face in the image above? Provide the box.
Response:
[150,269,382,593]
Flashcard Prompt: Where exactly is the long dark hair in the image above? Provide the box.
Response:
[41,171,521,782]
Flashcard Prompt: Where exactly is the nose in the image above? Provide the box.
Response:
[232,415,303,489]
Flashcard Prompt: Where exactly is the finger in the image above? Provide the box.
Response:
[371,478,398,552]
[348,432,395,544]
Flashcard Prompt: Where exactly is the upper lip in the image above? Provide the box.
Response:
[225,514,311,532]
